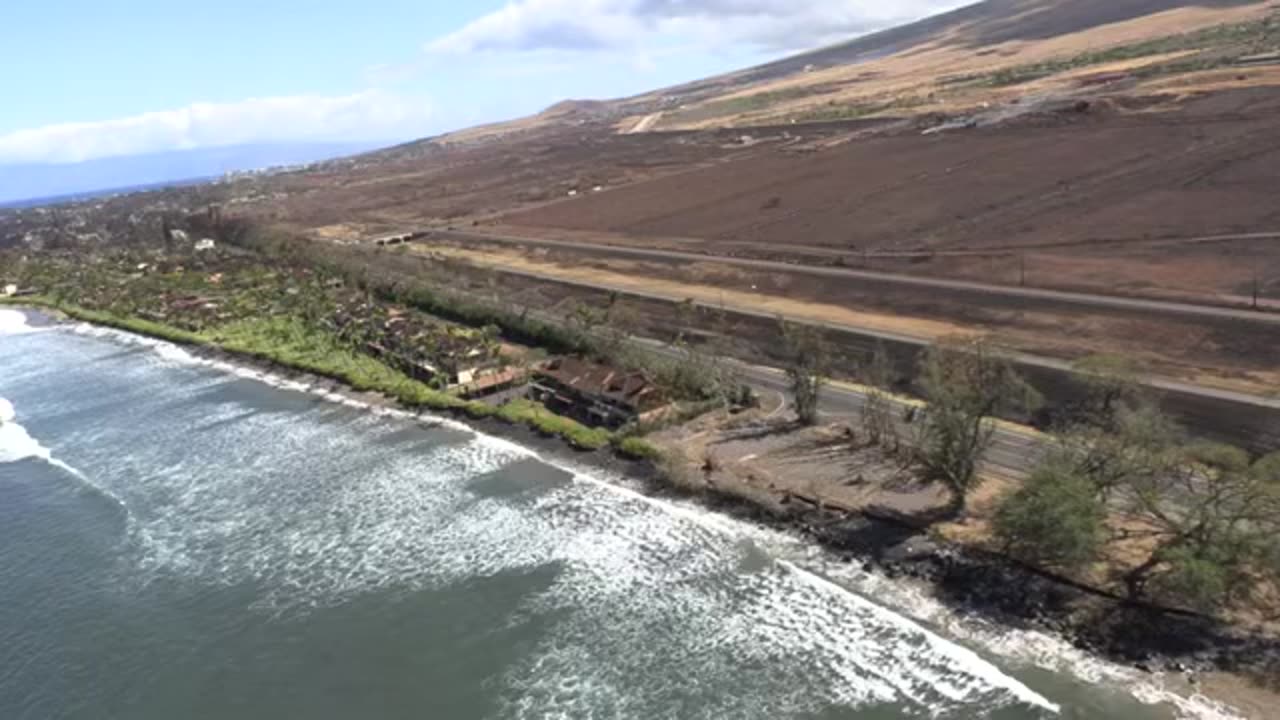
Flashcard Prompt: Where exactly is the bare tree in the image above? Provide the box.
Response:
[780,320,828,426]
[1071,354,1149,430]
[860,340,898,448]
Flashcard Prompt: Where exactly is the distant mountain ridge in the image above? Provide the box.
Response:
[0,142,385,206]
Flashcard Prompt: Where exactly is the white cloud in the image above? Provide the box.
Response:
[427,0,972,56]
[0,91,433,165]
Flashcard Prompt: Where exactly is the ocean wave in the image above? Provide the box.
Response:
[0,397,86,483]
[0,308,46,336]
[67,322,200,365]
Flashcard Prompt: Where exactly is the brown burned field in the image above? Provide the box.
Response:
[248,122,814,236]
[501,87,1280,302]
[209,4,1280,446]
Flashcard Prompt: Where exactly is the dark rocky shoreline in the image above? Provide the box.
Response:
[641,472,1280,687]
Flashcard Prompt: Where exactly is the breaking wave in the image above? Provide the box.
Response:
[0,308,45,336]
[0,397,84,481]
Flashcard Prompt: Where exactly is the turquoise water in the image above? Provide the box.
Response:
[0,310,1218,719]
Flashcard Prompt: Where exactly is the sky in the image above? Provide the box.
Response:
[1,1,971,166]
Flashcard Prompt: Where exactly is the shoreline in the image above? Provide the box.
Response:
[6,303,1277,718]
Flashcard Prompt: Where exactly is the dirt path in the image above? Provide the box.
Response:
[624,112,664,134]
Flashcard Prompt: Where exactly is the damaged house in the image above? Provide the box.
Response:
[530,357,669,429]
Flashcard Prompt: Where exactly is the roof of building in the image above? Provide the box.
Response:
[535,357,666,412]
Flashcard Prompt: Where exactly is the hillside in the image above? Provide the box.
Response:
[21,0,1276,402]
[734,0,1266,81]
[5,0,1280,440]
[627,0,1277,131]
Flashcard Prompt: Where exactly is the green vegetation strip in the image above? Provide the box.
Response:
[3,296,208,345]
[5,298,615,453]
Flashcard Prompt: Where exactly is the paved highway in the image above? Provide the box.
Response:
[436,228,1280,325]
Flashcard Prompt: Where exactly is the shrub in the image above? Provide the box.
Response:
[1150,546,1240,612]
[615,437,663,461]
[994,457,1106,570]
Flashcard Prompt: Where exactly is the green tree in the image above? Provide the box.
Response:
[1121,444,1280,607]
[994,455,1106,570]
[780,320,828,426]
[1149,545,1240,613]
[914,337,1040,514]
[1058,402,1183,495]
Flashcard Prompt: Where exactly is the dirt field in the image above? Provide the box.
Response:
[501,87,1280,300]
[236,122,801,235]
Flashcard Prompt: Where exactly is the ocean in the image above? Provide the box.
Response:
[0,308,1236,719]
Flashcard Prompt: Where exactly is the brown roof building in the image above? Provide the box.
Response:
[531,357,668,429]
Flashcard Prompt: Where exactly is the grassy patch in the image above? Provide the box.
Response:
[146,314,613,451]
[962,14,1279,88]
[663,86,840,125]
[614,436,664,461]
[8,266,635,457]
[495,399,612,450]
[791,95,929,124]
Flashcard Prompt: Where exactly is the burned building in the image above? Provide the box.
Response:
[530,357,668,429]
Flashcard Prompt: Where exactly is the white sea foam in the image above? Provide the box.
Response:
[0,397,85,482]
[0,399,51,465]
[713,522,1247,720]
[67,322,199,366]
[0,308,44,335]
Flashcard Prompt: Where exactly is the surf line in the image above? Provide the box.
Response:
[0,308,48,336]
[0,397,87,482]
